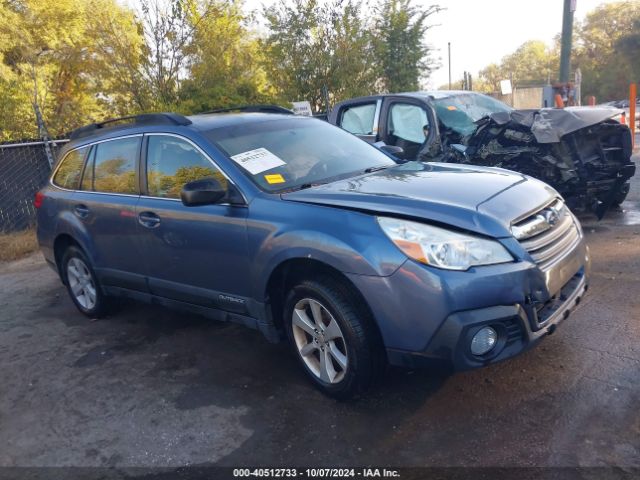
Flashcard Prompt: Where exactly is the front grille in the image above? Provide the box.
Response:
[512,199,582,271]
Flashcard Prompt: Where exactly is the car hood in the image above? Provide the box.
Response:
[481,106,623,144]
[281,162,558,238]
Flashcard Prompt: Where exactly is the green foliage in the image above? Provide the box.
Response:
[262,0,441,111]
[3,0,639,140]
[177,0,278,113]
[616,19,640,85]
[0,0,443,136]
[476,41,559,93]
[263,0,379,112]
[0,0,146,139]
[373,0,442,92]
[574,1,640,101]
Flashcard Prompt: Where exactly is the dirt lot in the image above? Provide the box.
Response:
[1,153,639,474]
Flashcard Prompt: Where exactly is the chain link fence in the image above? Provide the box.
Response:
[0,139,68,233]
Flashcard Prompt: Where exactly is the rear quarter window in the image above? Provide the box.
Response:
[52,147,88,189]
[340,103,377,135]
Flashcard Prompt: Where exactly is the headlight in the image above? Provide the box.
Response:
[377,217,513,271]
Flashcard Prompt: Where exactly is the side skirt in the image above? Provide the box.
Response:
[102,285,281,343]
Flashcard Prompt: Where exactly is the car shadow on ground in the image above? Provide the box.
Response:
[37,290,449,451]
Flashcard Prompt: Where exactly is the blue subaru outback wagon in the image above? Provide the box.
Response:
[36,110,591,398]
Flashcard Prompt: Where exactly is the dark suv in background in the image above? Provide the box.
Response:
[329,91,635,217]
[37,111,590,398]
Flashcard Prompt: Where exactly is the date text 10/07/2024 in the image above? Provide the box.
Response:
[232,468,401,478]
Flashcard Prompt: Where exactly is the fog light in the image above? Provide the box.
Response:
[471,326,498,356]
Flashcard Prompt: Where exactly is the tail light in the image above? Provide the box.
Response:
[34,191,45,209]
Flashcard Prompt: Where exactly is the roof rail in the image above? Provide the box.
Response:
[69,112,192,140]
[200,105,294,115]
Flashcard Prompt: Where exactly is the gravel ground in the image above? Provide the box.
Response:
[0,150,638,474]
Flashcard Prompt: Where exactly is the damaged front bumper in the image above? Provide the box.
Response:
[349,200,591,373]
[390,265,589,371]
[444,108,636,217]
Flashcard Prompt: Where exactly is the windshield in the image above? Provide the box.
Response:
[433,93,513,137]
[205,117,395,192]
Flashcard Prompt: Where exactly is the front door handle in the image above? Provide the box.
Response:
[138,211,161,228]
[74,204,90,218]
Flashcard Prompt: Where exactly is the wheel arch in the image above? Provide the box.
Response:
[264,257,384,345]
[53,233,85,284]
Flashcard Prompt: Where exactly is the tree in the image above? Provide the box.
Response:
[177,0,277,112]
[476,40,558,93]
[136,0,202,108]
[263,0,377,111]
[500,40,558,86]
[89,0,151,113]
[574,1,640,101]
[616,19,640,85]
[0,2,34,140]
[372,0,442,92]
[0,0,146,138]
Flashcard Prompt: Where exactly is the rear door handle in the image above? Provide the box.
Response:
[138,211,161,228]
[74,204,90,218]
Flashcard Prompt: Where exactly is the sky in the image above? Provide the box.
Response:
[239,0,624,88]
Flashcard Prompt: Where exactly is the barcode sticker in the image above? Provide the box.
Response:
[230,148,286,175]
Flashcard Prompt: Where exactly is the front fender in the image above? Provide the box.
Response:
[247,198,407,300]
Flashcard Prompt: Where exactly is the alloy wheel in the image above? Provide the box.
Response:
[66,257,97,310]
[291,298,348,384]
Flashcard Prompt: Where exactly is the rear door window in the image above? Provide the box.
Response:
[340,103,377,135]
[52,147,89,189]
[145,135,227,199]
[388,103,429,144]
[90,137,141,194]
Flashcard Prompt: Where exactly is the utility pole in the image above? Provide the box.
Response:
[33,102,55,169]
[559,0,576,83]
[448,42,452,89]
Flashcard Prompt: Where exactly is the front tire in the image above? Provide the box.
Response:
[284,277,384,399]
[611,182,631,207]
[61,246,111,318]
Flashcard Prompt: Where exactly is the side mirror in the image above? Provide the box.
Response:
[181,178,227,206]
[380,145,404,156]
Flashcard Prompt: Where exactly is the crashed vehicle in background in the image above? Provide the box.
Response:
[329,91,636,218]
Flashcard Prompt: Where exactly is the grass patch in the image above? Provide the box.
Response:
[0,229,38,262]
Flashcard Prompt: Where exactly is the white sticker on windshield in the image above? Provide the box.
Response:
[230,148,286,175]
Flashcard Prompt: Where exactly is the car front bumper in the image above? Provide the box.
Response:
[347,236,591,372]
[386,267,588,371]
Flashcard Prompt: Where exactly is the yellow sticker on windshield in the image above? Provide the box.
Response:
[447,106,457,111]
[265,173,285,184]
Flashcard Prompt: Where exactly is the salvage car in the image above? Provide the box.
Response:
[329,91,636,218]
[37,112,590,398]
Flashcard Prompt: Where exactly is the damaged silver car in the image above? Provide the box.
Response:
[329,91,636,218]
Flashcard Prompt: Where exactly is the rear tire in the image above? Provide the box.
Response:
[284,276,385,399]
[61,246,111,318]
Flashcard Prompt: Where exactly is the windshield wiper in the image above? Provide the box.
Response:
[284,182,327,192]
[363,165,391,174]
